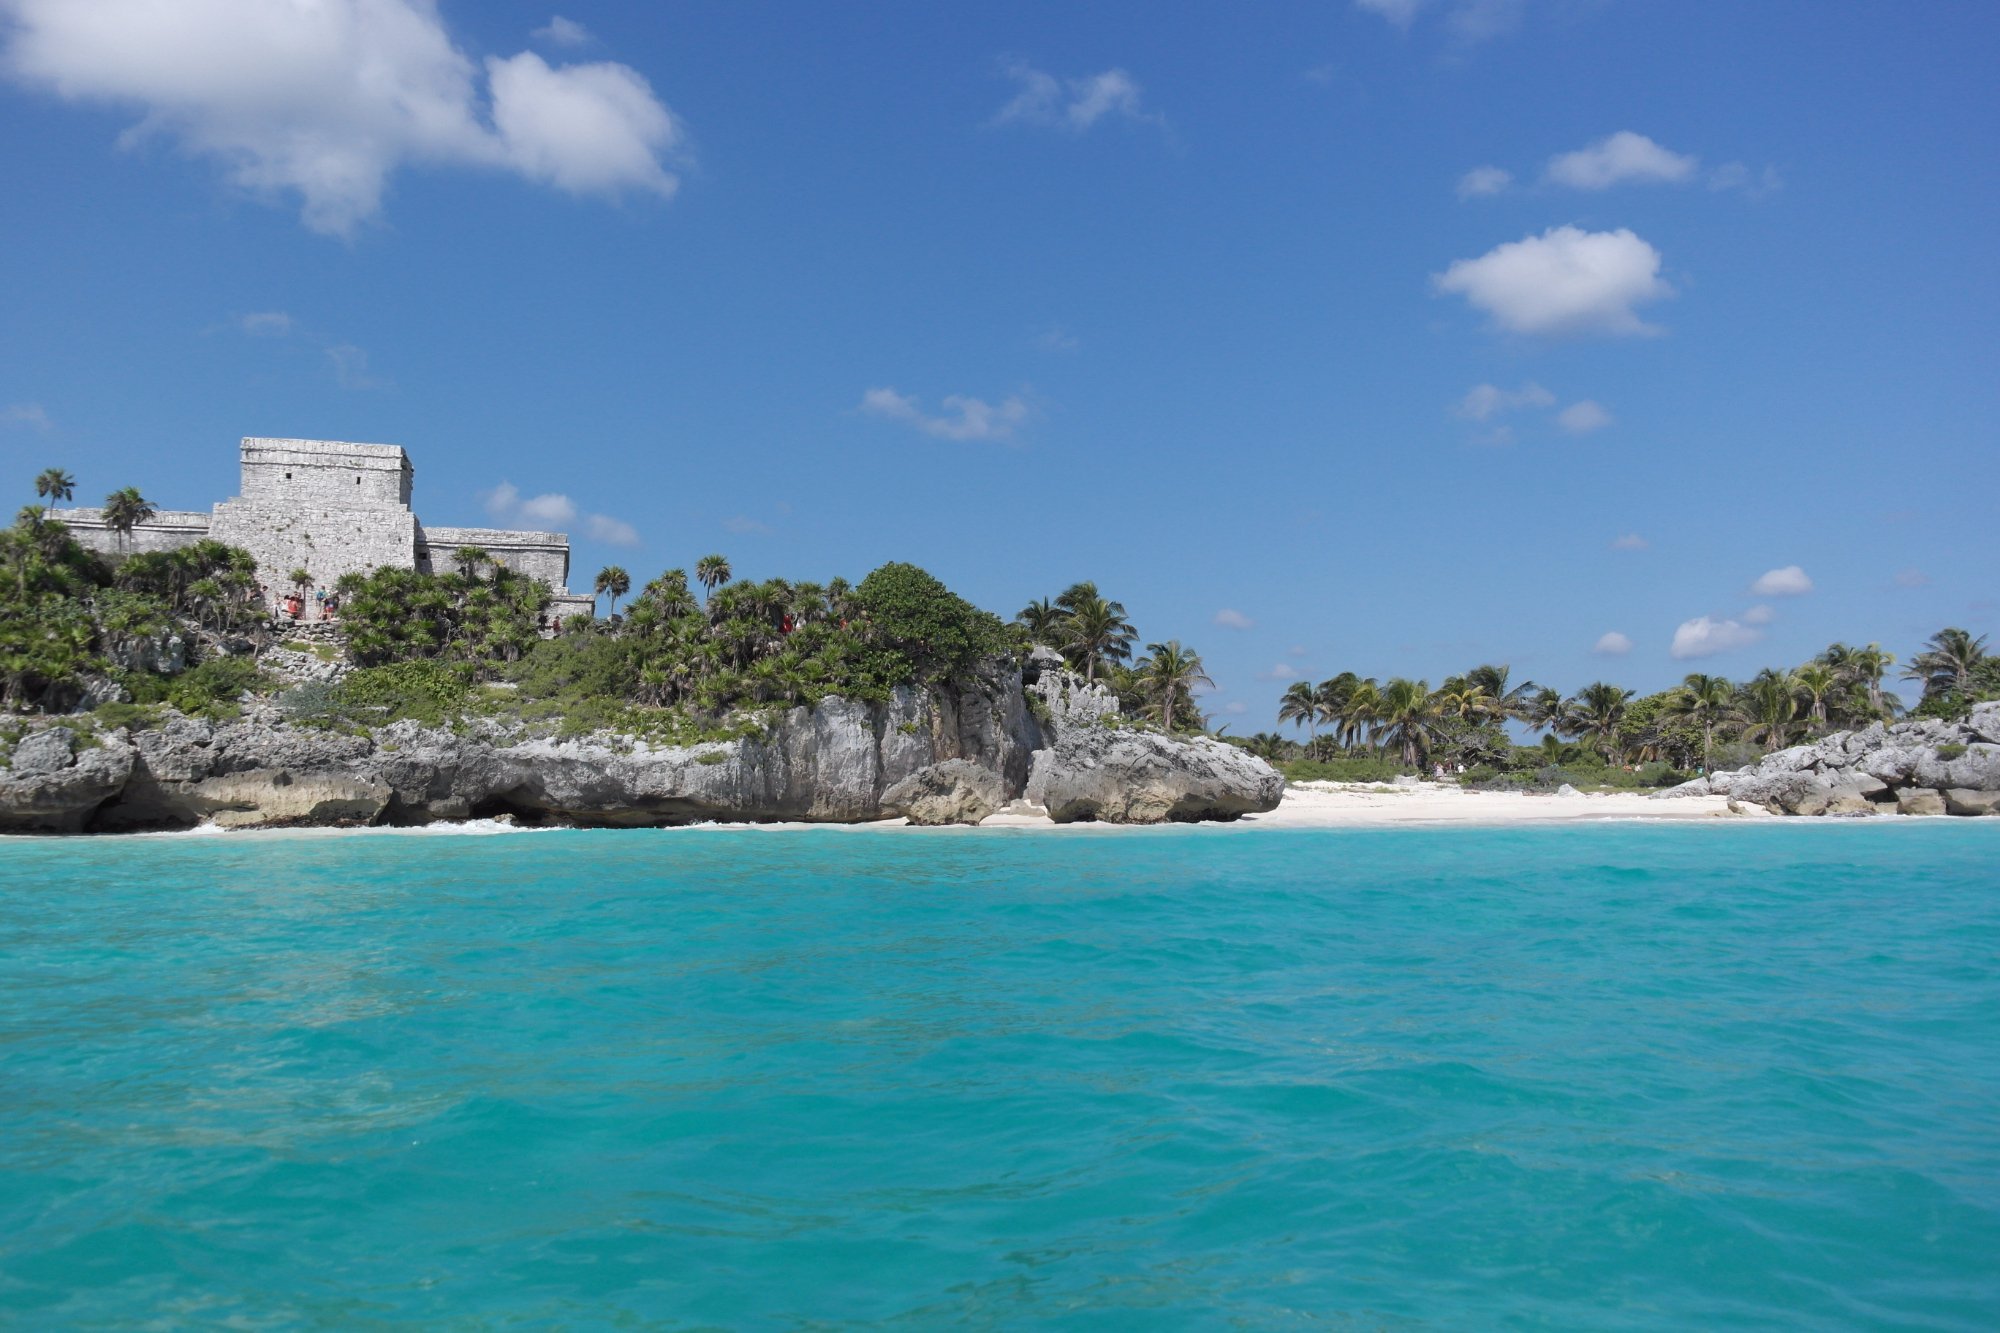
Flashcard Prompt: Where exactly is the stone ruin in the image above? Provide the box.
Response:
[54,437,597,621]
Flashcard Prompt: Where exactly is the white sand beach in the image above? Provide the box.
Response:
[969,780,1752,829]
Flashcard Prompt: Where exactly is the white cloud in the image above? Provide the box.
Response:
[532,16,591,47]
[1670,615,1763,660]
[0,0,683,236]
[1354,0,1523,42]
[1033,327,1080,352]
[585,513,640,547]
[1741,603,1775,626]
[1435,225,1671,337]
[1213,608,1255,630]
[482,479,635,545]
[1593,631,1633,656]
[1545,131,1698,190]
[993,60,1160,133]
[1750,565,1813,597]
[1288,645,1308,658]
[1894,568,1929,589]
[485,52,678,199]
[1258,663,1300,680]
[1557,399,1613,435]
[2,402,52,430]
[723,515,772,535]
[1456,165,1511,199]
[519,492,578,525]
[1610,532,1647,551]
[1222,700,1250,716]
[860,386,1029,442]
[239,310,292,336]
[1456,381,1553,421]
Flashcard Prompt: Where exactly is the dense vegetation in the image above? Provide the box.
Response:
[2,471,264,714]
[1247,630,1995,789]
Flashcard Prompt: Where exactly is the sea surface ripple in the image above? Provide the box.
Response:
[2,823,1997,1328]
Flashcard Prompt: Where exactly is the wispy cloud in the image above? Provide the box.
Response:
[325,343,382,391]
[723,515,772,535]
[585,514,640,547]
[992,59,1162,133]
[1213,609,1255,630]
[859,386,1030,442]
[239,310,294,337]
[1557,400,1612,435]
[1457,381,1553,421]
[1593,631,1632,656]
[1258,663,1300,680]
[1456,165,1512,199]
[1033,326,1080,353]
[1436,226,1671,337]
[1610,533,1648,551]
[1707,162,1783,197]
[2,402,52,431]
[1894,568,1929,589]
[532,16,591,47]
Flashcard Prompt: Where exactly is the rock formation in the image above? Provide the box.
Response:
[0,655,1285,833]
[1657,702,2000,817]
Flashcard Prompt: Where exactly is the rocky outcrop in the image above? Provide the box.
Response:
[1658,702,2000,816]
[881,760,1006,826]
[1027,726,1284,824]
[0,726,135,832]
[1,655,1288,833]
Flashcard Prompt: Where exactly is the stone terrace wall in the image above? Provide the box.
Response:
[53,509,213,557]
[419,525,571,588]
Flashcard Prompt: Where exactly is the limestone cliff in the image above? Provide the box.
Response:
[0,656,1284,833]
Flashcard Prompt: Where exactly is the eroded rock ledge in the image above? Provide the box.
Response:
[1656,702,2000,817]
[0,656,1283,833]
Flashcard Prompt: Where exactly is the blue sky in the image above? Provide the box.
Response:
[2,0,1994,726]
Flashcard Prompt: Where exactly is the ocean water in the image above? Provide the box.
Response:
[2,824,1997,1329]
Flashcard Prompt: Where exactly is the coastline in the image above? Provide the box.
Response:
[19,780,1961,840]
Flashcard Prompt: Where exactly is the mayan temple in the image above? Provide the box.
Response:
[55,437,596,620]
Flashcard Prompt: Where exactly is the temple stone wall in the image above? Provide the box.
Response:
[209,500,420,599]
[50,437,589,615]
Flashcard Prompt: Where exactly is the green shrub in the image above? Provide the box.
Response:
[1283,755,1408,784]
[91,701,164,732]
[166,656,265,716]
[1937,742,1967,760]
[336,660,473,725]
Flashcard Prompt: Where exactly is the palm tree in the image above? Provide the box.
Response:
[102,487,155,553]
[1372,677,1439,768]
[1241,732,1292,762]
[34,468,75,505]
[1564,682,1631,764]
[1739,670,1798,751]
[1667,673,1737,770]
[1339,678,1382,750]
[1466,663,1537,722]
[1014,597,1064,645]
[1902,627,1988,700]
[1136,640,1214,731]
[1313,673,1359,750]
[1061,593,1135,682]
[641,568,700,619]
[1831,642,1897,718]
[1791,663,1838,731]
[1525,686,1568,735]
[1277,680,1320,743]
[696,553,731,603]
[594,565,630,616]
[452,545,490,581]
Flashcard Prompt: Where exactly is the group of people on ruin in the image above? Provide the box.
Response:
[259,583,340,624]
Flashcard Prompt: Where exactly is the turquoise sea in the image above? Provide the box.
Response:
[2,824,1997,1329]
